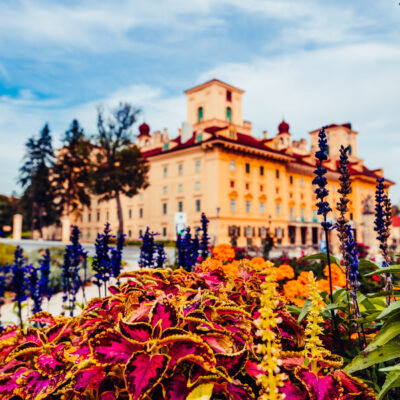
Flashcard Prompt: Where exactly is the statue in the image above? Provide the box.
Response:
[362,195,374,215]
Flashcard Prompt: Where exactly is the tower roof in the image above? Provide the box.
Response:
[278,120,290,134]
[184,79,244,95]
[138,122,150,137]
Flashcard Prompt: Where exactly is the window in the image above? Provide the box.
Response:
[162,227,167,236]
[139,193,144,200]
[196,134,202,143]
[301,208,305,220]
[260,166,264,176]
[139,208,143,218]
[178,184,183,193]
[230,180,235,188]
[178,163,183,175]
[197,107,203,123]
[195,160,201,172]
[350,212,353,221]
[88,213,91,222]
[163,143,169,151]
[348,145,352,155]
[163,166,168,178]
[129,209,132,219]
[97,212,100,222]
[245,183,249,190]
[106,211,109,221]
[178,201,183,212]
[87,231,91,239]
[246,201,251,213]
[260,185,264,192]
[230,199,236,212]
[162,203,167,215]
[139,229,143,238]
[289,176,293,184]
[290,207,294,218]
[276,169,280,179]
[300,177,305,187]
[312,209,318,221]
[226,90,232,102]
[276,203,281,215]
[195,181,201,191]
[128,230,132,238]
[245,163,250,173]
[195,199,201,212]
[230,160,235,171]
[260,202,265,214]
[163,186,167,195]
[226,107,232,123]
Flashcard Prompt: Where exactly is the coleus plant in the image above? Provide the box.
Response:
[0,261,375,399]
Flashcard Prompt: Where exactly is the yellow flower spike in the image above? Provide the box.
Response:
[255,273,286,400]
[304,271,330,375]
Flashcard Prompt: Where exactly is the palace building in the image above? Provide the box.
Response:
[74,79,393,251]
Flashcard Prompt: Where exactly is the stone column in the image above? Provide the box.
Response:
[362,213,378,256]
[12,214,23,241]
[61,215,71,243]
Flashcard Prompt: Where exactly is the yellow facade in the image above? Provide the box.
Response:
[74,79,392,251]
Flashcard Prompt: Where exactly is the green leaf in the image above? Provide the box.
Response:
[297,299,312,323]
[354,311,382,324]
[345,339,400,374]
[378,370,400,400]
[301,252,340,266]
[359,258,381,270]
[377,299,400,320]
[187,384,214,400]
[364,265,400,276]
[365,290,400,299]
[379,365,400,372]
[324,303,338,312]
[364,315,400,352]
[286,305,301,315]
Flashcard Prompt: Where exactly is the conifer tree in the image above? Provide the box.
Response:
[19,124,58,238]
[53,119,91,217]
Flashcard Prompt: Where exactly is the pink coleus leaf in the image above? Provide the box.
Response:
[214,380,256,400]
[36,353,65,376]
[90,330,141,365]
[296,368,343,400]
[127,302,153,323]
[124,351,170,400]
[101,391,117,400]
[0,367,27,396]
[150,299,178,333]
[215,347,248,377]
[23,370,51,399]
[74,365,106,393]
[0,325,18,341]
[162,374,190,400]
[245,359,261,377]
[118,320,152,343]
[46,322,73,343]
[29,311,56,325]
[281,382,307,400]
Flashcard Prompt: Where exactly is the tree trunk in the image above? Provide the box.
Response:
[38,206,43,239]
[31,202,35,239]
[115,190,124,235]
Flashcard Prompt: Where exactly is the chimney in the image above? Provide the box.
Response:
[262,130,268,140]
[181,122,193,143]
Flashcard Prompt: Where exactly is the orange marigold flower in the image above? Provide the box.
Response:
[323,264,346,288]
[212,244,235,262]
[275,263,295,281]
[317,279,331,293]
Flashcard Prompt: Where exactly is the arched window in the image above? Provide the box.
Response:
[226,107,232,123]
[197,107,203,123]
[348,145,352,155]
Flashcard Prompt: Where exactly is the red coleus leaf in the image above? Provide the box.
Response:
[74,365,106,393]
[0,367,27,396]
[90,330,141,365]
[245,359,261,377]
[46,322,73,343]
[333,370,376,399]
[215,347,248,377]
[0,325,19,341]
[126,302,153,323]
[101,391,117,400]
[29,311,56,325]
[124,351,170,400]
[295,367,343,400]
[150,299,179,333]
[118,320,152,343]
[23,370,52,399]
[108,285,121,294]
[201,332,234,353]
[162,374,190,400]
[214,380,255,400]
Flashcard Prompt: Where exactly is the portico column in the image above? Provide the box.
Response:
[61,215,71,243]
[12,214,23,241]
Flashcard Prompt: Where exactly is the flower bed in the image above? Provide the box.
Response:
[0,259,375,399]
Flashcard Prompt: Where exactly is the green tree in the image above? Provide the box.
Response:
[92,103,149,235]
[53,119,92,217]
[19,124,59,238]
[0,194,19,236]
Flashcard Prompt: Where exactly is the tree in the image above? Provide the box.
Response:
[53,119,91,217]
[19,124,59,238]
[0,194,19,235]
[92,103,149,235]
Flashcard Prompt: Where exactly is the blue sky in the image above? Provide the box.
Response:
[0,0,399,203]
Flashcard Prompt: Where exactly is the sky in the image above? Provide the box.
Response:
[0,0,399,204]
